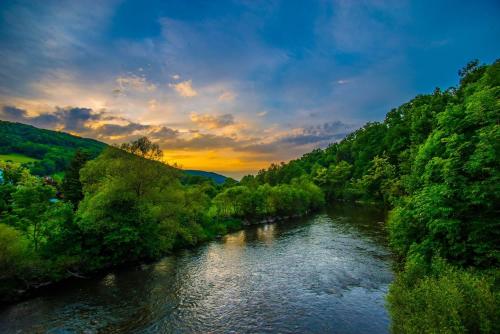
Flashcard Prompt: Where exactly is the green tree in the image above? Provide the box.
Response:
[76,147,184,266]
[314,160,352,200]
[119,136,163,161]
[62,150,90,208]
[358,156,397,204]
[10,180,55,251]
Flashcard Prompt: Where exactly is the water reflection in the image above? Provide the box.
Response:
[101,273,116,288]
[223,230,246,247]
[0,204,393,334]
[256,223,276,244]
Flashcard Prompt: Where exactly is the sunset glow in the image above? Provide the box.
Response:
[1,1,498,178]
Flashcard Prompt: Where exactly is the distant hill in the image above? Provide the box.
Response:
[0,120,228,183]
[0,120,106,176]
[184,170,227,184]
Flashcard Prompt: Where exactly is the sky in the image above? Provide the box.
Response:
[0,0,499,178]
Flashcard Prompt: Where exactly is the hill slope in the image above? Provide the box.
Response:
[184,170,227,184]
[0,120,106,176]
[0,120,228,183]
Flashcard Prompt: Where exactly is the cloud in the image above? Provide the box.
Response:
[0,105,177,141]
[114,75,156,95]
[169,80,197,97]
[0,106,29,122]
[171,74,180,80]
[1,105,100,132]
[257,111,267,117]
[190,113,235,129]
[218,90,236,102]
[150,126,179,139]
[1,103,357,175]
[281,121,351,146]
[0,1,117,97]
[238,121,353,154]
[161,133,238,150]
[1,104,350,156]
[95,122,149,137]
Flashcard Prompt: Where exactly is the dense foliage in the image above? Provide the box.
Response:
[61,150,89,208]
[387,256,499,333]
[213,177,324,220]
[240,59,500,332]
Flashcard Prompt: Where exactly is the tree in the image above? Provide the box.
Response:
[119,136,163,161]
[358,156,397,204]
[62,150,90,208]
[314,161,352,200]
[10,181,55,251]
[0,223,31,279]
[76,146,187,266]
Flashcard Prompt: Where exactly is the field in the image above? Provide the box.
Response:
[0,153,39,164]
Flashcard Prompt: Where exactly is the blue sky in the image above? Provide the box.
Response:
[0,0,499,177]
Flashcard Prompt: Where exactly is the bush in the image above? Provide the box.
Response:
[387,256,500,333]
[0,223,31,279]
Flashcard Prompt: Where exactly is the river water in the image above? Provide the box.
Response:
[0,204,393,333]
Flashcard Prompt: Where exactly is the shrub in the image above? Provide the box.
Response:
[387,256,500,333]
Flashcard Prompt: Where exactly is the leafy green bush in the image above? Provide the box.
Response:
[0,223,31,279]
[388,256,500,333]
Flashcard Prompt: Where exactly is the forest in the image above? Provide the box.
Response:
[244,59,500,332]
[0,60,499,332]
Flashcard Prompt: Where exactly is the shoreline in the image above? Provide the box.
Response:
[0,210,317,306]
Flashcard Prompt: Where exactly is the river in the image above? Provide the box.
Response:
[0,204,393,333]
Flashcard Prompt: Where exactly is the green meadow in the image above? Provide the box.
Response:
[0,153,39,164]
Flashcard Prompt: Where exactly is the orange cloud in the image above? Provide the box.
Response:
[169,80,197,97]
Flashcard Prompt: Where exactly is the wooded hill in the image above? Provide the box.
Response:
[0,121,105,176]
[0,120,227,184]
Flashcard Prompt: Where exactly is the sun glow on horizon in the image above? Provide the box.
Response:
[164,148,275,179]
[0,0,498,177]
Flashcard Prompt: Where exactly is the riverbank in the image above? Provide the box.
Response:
[1,209,320,305]
[0,219,238,305]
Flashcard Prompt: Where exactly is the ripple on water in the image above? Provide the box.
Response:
[0,204,393,334]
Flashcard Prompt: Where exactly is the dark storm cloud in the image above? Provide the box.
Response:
[55,107,100,132]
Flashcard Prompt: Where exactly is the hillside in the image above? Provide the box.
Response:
[0,120,106,176]
[0,120,228,183]
[184,170,227,184]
